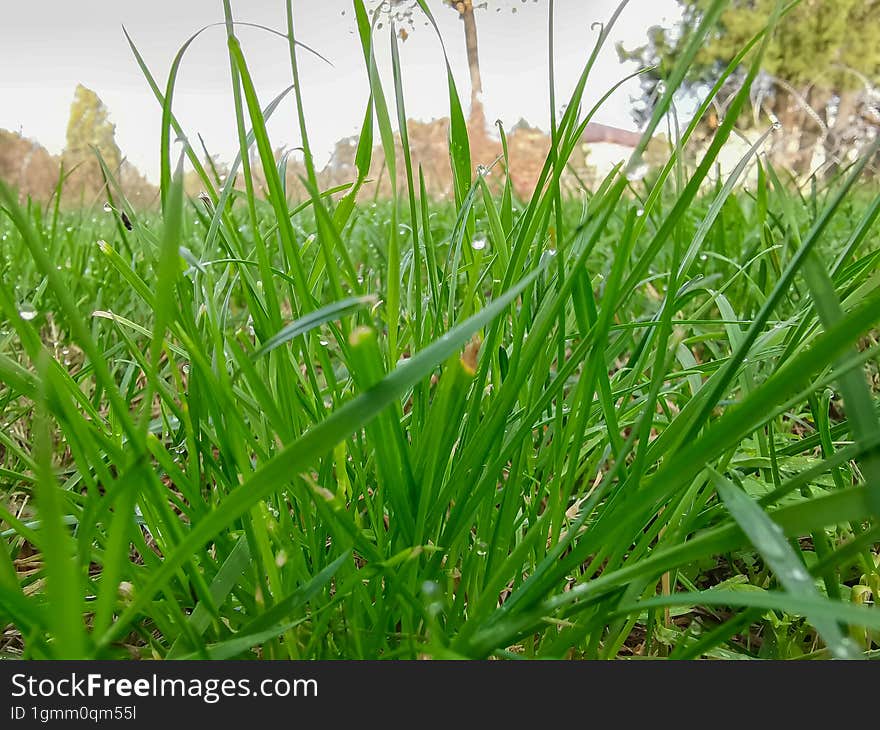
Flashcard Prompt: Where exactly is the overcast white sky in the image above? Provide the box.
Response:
[0,0,681,182]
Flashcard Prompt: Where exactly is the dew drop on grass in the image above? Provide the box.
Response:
[700,254,708,261]
[539,250,557,269]
[636,208,645,217]
[471,237,488,251]
[627,162,649,182]
[103,202,113,212]
[421,581,443,617]
[18,302,37,321]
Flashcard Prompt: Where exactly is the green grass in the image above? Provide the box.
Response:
[1,0,879,659]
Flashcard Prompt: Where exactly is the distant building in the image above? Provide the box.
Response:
[577,123,642,182]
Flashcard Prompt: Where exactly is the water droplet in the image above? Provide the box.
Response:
[636,208,645,218]
[471,237,488,251]
[103,202,113,212]
[319,339,329,347]
[18,302,37,321]
[627,162,649,182]
[421,580,443,617]
[65,226,73,233]
[475,540,488,556]
[700,254,708,261]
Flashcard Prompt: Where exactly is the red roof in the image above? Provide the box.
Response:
[581,122,642,147]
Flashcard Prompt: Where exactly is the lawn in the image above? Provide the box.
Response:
[1,0,879,659]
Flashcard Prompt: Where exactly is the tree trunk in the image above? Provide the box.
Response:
[454,1,485,132]
[791,87,831,177]
[770,96,802,173]
[824,89,860,176]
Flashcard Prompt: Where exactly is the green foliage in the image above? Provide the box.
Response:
[64,84,122,173]
[698,0,879,90]
[1,1,879,661]
[626,0,880,91]
[621,0,880,177]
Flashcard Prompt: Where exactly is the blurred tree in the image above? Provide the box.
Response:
[620,0,880,176]
[373,1,528,129]
[0,130,59,202]
[448,1,485,128]
[64,84,122,175]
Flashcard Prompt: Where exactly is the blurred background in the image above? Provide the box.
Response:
[0,0,877,206]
